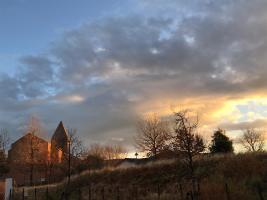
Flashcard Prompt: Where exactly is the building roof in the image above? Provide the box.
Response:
[10,132,48,148]
[51,121,69,150]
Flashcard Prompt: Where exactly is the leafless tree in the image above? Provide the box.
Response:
[87,143,106,158]
[240,129,265,152]
[172,110,205,176]
[68,128,85,159]
[135,113,171,158]
[23,116,45,185]
[103,144,128,160]
[26,115,46,136]
[0,128,10,155]
[87,143,128,160]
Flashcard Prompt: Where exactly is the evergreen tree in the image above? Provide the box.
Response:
[209,129,233,153]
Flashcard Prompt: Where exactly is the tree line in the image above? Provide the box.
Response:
[0,112,265,186]
[134,110,265,177]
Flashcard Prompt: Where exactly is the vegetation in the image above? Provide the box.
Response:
[172,110,205,177]
[209,129,234,154]
[13,153,267,200]
[240,129,265,152]
[135,113,170,158]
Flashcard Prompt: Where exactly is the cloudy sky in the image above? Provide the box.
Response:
[1,0,267,153]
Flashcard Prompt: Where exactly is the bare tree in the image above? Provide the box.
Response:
[240,129,265,152]
[172,110,205,176]
[103,144,128,160]
[0,128,10,155]
[68,128,85,158]
[87,143,128,160]
[26,115,45,136]
[135,113,171,158]
[23,116,46,185]
[87,143,106,159]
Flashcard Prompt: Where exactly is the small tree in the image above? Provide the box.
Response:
[209,129,233,153]
[22,116,44,185]
[87,143,128,160]
[135,113,171,158]
[240,129,265,152]
[172,110,205,176]
[0,129,10,176]
[68,128,85,159]
[0,128,10,155]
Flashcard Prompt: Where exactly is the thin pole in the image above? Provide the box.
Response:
[46,187,49,200]
[68,139,71,185]
[34,188,37,200]
[88,184,92,200]
[22,188,25,200]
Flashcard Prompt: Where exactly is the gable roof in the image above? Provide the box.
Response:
[10,132,48,148]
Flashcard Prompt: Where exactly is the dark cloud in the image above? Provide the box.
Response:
[1,0,267,148]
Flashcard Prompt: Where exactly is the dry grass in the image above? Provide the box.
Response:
[12,152,267,200]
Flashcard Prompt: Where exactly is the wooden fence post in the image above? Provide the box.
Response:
[46,187,48,200]
[9,189,12,200]
[101,187,105,200]
[22,188,24,200]
[88,184,91,200]
[116,186,120,200]
[225,183,231,200]
[79,188,82,200]
[34,188,37,200]
[197,179,201,199]
[157,184,161,200]
[135,186,138,200]
[179,183,184,200]
[257,184,264,200]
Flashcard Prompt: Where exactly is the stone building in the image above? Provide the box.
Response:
[7,121,69,186]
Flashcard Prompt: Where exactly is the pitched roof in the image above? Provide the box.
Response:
[51,121,69,150]
[11,132,48,148]
[53,121,68,138]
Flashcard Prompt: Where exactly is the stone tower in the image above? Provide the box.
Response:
[50,121,69,163]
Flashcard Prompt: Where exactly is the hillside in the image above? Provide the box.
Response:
[13,153,267,200]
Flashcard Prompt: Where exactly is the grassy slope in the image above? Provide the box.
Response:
[14,153,267,200]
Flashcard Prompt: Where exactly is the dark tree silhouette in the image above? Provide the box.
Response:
[209,129,233,153]
[172,110,205,176]
[135,113,171,158]
[240,129,265,152]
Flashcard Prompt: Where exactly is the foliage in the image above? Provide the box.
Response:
[172,110,205,175]
[209,129,234,153]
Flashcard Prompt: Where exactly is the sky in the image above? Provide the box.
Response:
[1,0,267,153]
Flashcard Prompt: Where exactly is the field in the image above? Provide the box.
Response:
[12,153,267,200]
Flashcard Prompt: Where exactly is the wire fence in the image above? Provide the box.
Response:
[8,180,266,200]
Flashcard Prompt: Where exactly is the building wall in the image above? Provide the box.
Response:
[8,133,49,186]
[8,133,49,164]
[7,122,69,186]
